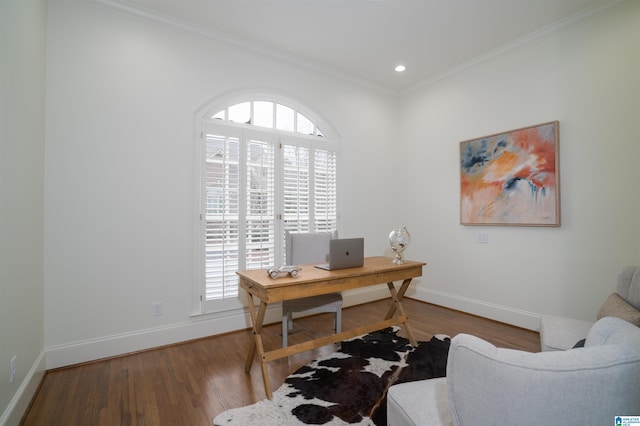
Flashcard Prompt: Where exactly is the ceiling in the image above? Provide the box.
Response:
[105,0,620,92]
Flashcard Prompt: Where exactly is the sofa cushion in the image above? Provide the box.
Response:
[539,315,593,351]
[597,292,640,326]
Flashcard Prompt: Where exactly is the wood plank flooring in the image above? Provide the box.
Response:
[21,299,540,425]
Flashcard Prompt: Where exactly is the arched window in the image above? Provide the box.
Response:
[196,97,339,313]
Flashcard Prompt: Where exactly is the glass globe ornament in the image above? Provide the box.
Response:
[389,227,411,264]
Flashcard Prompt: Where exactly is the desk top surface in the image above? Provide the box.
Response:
[236,256,425,291]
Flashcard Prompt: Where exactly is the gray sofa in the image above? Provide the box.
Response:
[387,316,640,425]
[540,265,640,351]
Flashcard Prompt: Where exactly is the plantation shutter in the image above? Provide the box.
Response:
[244,131,277,271]
[200,121,337,313]
[314,149,338,232]
[282,144,310,232]
[203,129,241,302]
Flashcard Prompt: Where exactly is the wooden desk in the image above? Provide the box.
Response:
[238,256,425,399]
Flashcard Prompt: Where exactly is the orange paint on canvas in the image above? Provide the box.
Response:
[459,121,560,225]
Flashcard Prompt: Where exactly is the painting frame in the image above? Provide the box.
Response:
[460,121,560,227]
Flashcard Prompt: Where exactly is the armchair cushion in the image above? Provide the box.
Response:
[387,378,452,426]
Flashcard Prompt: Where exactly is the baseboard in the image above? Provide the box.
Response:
[409,287,542,332]
[45,284,391,370]
[44,285,539,370]
[0,351,46,426]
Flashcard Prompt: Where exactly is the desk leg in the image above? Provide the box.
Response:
[384,278,412,320]
[243,292,273,399]
[385,280,417,346]
[244,292,258,372]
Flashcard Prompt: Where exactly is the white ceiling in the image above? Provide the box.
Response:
[104,0,621,92]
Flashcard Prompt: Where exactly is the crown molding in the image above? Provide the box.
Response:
[402,0,638,95]
[77,0,395,96]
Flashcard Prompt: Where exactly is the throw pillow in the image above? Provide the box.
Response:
[597,293,640,326]
[573,338,586,348]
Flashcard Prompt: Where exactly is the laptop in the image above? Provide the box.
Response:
[314,238,364,270]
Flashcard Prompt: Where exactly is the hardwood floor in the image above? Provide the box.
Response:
[21,299,540,425]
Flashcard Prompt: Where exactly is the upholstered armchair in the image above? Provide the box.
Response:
[387,317,640,426]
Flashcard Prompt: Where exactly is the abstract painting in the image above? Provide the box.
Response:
[460,121,560,226]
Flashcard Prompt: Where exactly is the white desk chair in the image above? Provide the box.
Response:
[281,231,343,347]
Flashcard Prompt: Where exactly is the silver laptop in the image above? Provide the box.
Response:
[314,238,364,270]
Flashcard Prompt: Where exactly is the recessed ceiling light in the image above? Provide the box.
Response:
[395,65,406,73]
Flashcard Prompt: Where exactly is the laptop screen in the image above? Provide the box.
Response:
[315,238,364,270]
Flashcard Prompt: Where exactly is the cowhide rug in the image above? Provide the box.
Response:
[213,327,450,426]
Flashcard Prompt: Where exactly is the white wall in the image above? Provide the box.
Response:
[42,0,640,370]
[0,0,47,424]
[399,1,640,328]
[43,0,399,367]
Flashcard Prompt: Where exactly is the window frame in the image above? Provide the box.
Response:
[193,97,340,315]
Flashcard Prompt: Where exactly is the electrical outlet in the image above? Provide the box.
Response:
[10,356,16,383]
[152,301,163,317]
